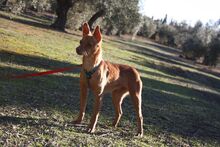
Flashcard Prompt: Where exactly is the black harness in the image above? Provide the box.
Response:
[84,61,102,79]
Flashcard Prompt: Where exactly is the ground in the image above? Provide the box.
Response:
[0,11,220,146]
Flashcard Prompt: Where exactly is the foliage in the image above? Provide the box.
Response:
[157,24,177,46]
[203,34,220,66]
[29,0,56,12]
[180,21,219,64]
[138,16,156,38]
[66,0,92,30]
[181,37,206,60]
[104,0,141,35]
[137,17,220,66]
[64,0,141,33]
[173,21,192,48]
[4,0,55,14]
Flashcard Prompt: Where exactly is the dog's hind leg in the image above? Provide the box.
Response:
[128,80,143,137]
[112,88,128,127]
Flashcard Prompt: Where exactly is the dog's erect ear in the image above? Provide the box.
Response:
[82,22,90,36]
[93,25,102,42]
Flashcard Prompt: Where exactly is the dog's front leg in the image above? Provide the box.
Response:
[73,74,88,124]
[87,94,102,133]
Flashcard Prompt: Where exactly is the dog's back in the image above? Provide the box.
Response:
[103,61,142,94]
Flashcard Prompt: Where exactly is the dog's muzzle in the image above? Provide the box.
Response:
[76,46,83,55]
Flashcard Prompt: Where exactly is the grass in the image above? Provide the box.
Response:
[0,11,220,146]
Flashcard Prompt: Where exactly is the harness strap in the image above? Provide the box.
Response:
[84,61,102,79]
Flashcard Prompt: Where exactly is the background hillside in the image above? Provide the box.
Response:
[1,0,219,66]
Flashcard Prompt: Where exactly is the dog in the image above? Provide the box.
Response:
[74,23,143,137]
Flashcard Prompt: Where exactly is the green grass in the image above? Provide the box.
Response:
[0,11,220,146]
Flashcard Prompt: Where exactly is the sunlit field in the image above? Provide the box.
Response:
[0,11,220,146]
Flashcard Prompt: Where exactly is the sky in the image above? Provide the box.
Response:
[139,0,220,25]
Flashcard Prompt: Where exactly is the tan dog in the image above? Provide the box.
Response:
[74,23,143,137]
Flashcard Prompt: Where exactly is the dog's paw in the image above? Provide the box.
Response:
[112,122,118,128]
[86,127,95,134]
[135,132,143,138]
[72,119,82,124]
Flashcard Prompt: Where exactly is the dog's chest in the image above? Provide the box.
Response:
[88,70,108,95]
[88,71,121,94]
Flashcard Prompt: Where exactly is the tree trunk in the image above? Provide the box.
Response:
[132,22,143,41]
[105,25,113,35]
[0,0,8,9]
[0,0,7,5]
[51,0,73,31]
[88,9,105,30]
[116,30,122,36]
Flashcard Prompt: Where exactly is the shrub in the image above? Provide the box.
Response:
[4,0,55,14]
[181,37,206,60]
[203,34,220,66]
[156,24,177,46]
[138,16,157,38]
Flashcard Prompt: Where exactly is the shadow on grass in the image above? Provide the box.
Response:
[111,58,220,142]
[146,41,181,55]
[0,50,79,73]
[110,39,196,69]
[0,66,80,111]
[122,53,220,90]
[0,11,78,35]
[0,50,81,112]
[0,50,220,144]
[139,77,220,142]
[107,36,220,84]
[154,64,220,90]
[111,39,220,78]
[0,12,52,30]
[1,9,219,144]
[123,58,198,85]
[20,10,54,23]
[0,116,62,128]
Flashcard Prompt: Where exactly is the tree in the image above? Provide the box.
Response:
[88,9,105,29]
[181,37,206,60]
[138,16,157,38]
[51,0,140,33]
[52,0,104,31]
[51,0,78,31]
[192,21,203,34]
[86,0,140,34]
[162,14,167,24]
[0,0,8,10]
[203,34,220,66]
[103,0,140,36]
[0,0,8,6]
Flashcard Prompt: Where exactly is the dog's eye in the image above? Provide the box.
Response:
[80,40,82,44]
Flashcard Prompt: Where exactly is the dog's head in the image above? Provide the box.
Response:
[76,23,102,56]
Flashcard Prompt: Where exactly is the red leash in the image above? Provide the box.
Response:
[7,64,82,79]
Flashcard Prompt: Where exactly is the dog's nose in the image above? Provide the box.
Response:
[76,47,82,55]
